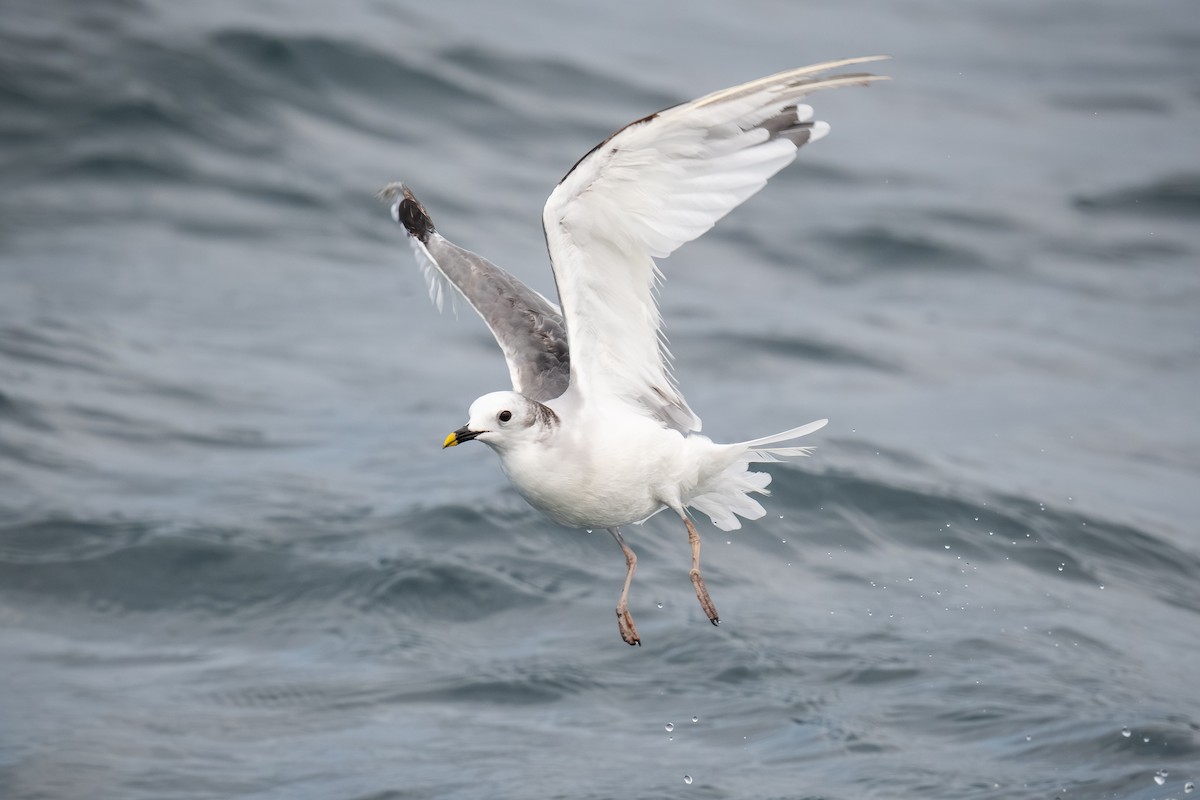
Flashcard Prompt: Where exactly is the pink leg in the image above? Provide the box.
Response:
[608,528,641,646]
[683,516,720,625]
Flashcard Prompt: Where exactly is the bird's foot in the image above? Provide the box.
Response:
[616,605,641,646]
[690,569,720,626]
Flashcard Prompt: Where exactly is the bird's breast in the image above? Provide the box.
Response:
[495,422,686,529]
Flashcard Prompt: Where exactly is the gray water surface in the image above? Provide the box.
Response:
[2,1,1198,798]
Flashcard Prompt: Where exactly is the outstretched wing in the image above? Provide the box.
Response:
[542,56,889,432]
[380,183,570,402]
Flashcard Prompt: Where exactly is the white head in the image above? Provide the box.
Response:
[442,391,558,453]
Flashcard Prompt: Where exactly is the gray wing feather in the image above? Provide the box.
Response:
[380,183,570,403]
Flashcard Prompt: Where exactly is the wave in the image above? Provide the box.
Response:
[1074,174,1200,218]
[766,467,1200,613]
[5,461,1194,625]
[818,225,991,272]
[714,331,901,373]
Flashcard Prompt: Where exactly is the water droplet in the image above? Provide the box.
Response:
[657,602,663,609]
[1121,727,1131,738]
[1057,564,1065,572]
[781,539,787,544]
[683,775,693,785]
[1184,780,1194,793]
[1154,768,1168,785]
[665,722,674,732]
[692,716,699,723]
[1144,736,1151,743]
[907,576,914,581]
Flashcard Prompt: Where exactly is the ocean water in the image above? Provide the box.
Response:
[2,1,1198,798]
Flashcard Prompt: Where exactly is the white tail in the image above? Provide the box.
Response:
[739,418,828,460]
[687,419,828,531]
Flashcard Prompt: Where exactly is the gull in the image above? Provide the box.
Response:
[380,56,888,645]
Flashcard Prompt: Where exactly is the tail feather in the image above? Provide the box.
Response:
[742,418,827,462]
[687,418,828,531]
[750,445,817,461]
[739,418,828,448]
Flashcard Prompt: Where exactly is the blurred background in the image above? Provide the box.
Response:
[1,1,1198,798]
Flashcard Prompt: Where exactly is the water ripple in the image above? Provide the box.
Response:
[1074,174,1200,218]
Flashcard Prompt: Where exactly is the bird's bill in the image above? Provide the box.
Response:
[443,426,480,448]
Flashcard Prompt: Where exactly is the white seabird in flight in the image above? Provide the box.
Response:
[380,56,889,645]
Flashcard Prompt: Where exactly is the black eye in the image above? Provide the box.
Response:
[498,410,512,423]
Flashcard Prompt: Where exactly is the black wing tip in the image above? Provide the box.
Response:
[377,181,436,243]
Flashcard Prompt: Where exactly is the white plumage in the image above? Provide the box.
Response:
[381,56,889,644]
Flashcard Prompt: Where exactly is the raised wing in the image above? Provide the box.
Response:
[542,56,889,431]
[380,183,569,402]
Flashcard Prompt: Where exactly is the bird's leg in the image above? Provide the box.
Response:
[683,515,720,626]
[608,528,640,646]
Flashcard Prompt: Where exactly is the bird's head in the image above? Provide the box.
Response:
[443,391,557,452]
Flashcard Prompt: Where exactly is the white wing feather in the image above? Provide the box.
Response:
[542,57,888,431]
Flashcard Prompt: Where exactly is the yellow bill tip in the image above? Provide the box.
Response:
[443,432,459,449]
